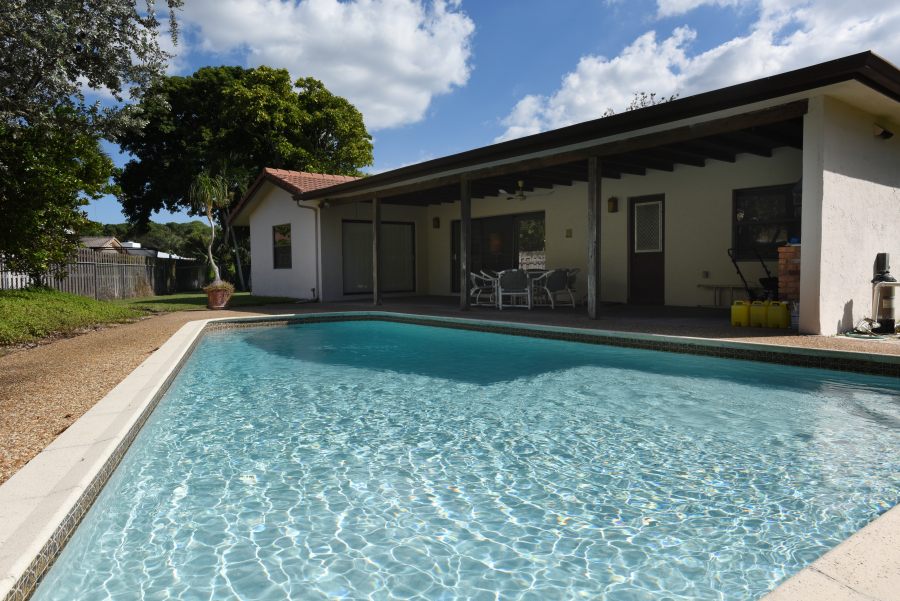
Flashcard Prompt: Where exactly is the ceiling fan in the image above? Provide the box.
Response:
[498,180,553,201]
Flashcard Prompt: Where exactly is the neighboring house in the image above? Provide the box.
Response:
[120,241,194,261]
[79,236,124,253]
[229,51,900,335]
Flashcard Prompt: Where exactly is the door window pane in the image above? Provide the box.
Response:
[634,202,662,253]
[517,215,546,270]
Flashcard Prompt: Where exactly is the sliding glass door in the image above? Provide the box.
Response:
[342,220,416,295]
[451,211,545,293]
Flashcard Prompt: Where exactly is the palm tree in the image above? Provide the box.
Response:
[189,171,230,284]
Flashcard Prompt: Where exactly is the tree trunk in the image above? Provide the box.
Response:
[207,207,221,283]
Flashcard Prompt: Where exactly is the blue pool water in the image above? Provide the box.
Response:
[33,321,900,600]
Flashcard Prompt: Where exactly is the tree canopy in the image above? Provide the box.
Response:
[0,0,181,277]
[1,0,181,136]
[0,115,114,278]
[117,66,374,224]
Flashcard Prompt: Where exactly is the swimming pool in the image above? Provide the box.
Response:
[31,320,900,600]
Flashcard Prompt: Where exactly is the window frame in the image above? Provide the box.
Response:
[272,223,292,269]
[731,183,799,261]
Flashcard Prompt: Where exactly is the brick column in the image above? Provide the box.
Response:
[778,244,801,302]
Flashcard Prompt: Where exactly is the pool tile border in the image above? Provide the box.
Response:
[0,311,897,601]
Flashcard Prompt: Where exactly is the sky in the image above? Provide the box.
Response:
[84,0,900,224]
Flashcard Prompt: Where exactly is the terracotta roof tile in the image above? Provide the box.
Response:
[228,168,361,224]
[262,168,359,196]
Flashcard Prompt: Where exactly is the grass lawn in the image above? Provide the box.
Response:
[118,291,296,312]
[0,288,143,345]
[0,289,296,346]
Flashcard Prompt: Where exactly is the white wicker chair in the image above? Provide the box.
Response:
[470,271,497,306]
[531,269,576,308]
[497,269,531,310]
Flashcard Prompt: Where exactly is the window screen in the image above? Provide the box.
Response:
[634,201,662,253]
[273,224,291,269]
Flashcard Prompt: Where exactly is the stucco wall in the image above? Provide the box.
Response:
[422,149,801,306]
[800,96,900,334]
[247,185,320,299]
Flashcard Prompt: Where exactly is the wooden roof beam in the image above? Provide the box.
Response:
[644,147,707,168]
[677,140,736,163]
[616,153,675,172]
[604,161,646,176]
[716,131,775,157]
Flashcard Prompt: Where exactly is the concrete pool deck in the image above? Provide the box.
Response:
[1,303,898,600]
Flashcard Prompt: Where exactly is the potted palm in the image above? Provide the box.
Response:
[190,171,234,309]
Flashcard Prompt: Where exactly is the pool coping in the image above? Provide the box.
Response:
[0,311,897,601]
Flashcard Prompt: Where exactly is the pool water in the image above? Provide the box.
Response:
[33,321,900,600]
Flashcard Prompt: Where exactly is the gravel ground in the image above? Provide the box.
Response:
[2,302,897,485]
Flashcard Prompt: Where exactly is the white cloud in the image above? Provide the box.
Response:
[496,0,900,142]
[656,0,749,18]
[175,0,474,130]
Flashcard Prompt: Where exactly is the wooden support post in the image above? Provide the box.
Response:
[587,157,602,319]
[459,177,471,310]
[372,196,382,305]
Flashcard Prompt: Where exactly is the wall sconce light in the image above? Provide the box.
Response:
[873,124,894,140]
[318,200,331,209]
[432,217,441,229]
[607,196,619,213]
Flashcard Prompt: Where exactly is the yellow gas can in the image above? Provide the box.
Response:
[731,300,750,326]
[749,301,768,327]
[766,301,790,328]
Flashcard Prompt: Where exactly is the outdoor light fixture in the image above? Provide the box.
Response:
[318,200,331,209]
[607,196,619,213]
[432,217,440,229]
[873,124,894,140]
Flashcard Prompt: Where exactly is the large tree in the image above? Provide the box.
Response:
[116,66,373,224]
[0,0,181,276]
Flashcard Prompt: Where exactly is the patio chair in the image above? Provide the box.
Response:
[530,268,576,308]
[497,269,531,310]
[470,271,497,306]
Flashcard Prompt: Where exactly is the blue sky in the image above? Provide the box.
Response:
[84,0,900,224]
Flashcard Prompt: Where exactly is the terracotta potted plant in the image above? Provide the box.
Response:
[204,280,234,309]
[190,171,234,310]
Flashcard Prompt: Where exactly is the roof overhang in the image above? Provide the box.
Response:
[296,51,900,204]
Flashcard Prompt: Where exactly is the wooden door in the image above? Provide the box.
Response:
[628,195,665,305]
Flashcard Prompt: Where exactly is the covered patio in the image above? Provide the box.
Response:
[307,99,806,320]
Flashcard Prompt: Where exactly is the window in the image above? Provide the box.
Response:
[273,224,291,269]
[732,184,800,260]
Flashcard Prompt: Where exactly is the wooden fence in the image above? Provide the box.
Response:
[0,248,205,300]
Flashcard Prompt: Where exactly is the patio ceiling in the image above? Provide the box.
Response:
[380,115,804,206]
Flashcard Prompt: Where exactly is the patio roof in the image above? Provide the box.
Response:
[290,51,898,206]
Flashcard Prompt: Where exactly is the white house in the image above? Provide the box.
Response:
[229,51,900,335]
